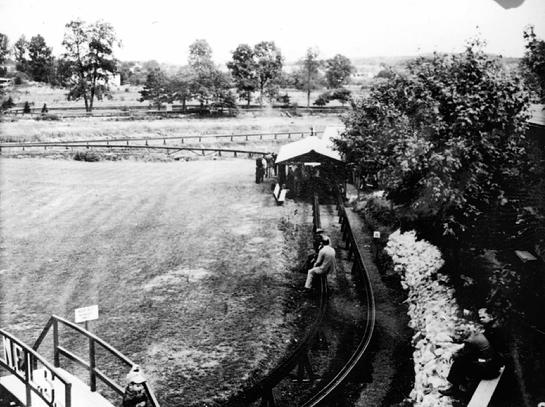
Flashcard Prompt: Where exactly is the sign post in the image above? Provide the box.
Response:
[75,305,99,331]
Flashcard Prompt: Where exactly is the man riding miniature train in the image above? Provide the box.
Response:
[303,233,336,294]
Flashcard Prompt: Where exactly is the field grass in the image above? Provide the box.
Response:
[0,114,343,143]
[5,82,365,110]
[0,157,314,405]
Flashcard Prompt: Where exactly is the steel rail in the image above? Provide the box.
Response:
[225,189,376,406]
[300,190,376,406]
[224,194,328,406]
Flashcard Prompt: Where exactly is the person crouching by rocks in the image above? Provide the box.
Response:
[439,325,503,397]
[122,365,149,407]
[304,235,336,293]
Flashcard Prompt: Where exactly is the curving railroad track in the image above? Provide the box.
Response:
[225,191,376,407]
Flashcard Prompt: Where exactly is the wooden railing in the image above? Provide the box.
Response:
[32,315,160,407]
[0,329,73,407]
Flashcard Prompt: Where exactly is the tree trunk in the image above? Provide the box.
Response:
[307,88,311,108]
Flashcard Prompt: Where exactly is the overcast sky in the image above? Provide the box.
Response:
[1,0,544,65]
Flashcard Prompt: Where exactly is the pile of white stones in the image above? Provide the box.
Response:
[385,230,477,407]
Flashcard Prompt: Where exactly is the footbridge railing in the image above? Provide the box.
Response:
[0,329,73,407]
[32,315,160,407]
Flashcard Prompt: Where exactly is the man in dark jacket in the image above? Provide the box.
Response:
[440,326,503,396]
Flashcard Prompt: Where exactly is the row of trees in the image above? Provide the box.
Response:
[1,21,119,111]
[1,25,356,111]
[139,40,356,110]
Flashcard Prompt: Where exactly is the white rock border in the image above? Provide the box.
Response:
[385,230,478,407]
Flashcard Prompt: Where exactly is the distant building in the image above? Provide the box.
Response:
[0,77,14,89]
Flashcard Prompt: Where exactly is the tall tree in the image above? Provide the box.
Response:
[336,42,531,247]
[171,66,194,112]
[0,33,9,66]
[295,47,322,107]
[254,41,283,105]
[520,25,545,103]
[62,19,119,112]
[28,34,54,83]
[13,35,29,73]
[325,54,354,89]
[139,67,169,109]
[227,44,258,106]
[188,39,215,106]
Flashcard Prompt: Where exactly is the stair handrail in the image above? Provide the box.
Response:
[33,315,160,407]
[0,328,73,407]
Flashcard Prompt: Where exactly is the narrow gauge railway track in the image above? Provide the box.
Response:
[225,192,376,407]
[0,130,317,150]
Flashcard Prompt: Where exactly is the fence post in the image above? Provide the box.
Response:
[89,337,96,391]
[24,349,31,406]
[53,319,60,367]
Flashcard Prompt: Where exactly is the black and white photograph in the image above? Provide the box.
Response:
[0,0,544,406]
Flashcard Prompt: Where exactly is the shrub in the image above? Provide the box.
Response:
[74,151,101,162]
[1,97,14,111]
[34,114,60,121]
[23,101,31,114]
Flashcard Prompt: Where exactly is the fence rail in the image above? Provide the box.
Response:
[0,130,319,153]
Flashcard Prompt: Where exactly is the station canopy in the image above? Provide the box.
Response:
[275,126,344,165]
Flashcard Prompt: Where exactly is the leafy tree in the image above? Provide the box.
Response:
[254,41,283,105]
[520,25,545,103]
[62,19,119,112]
[313,88,352,106]
[28,35,54,83]
[325,54,354,89]
[294,48,323,107]
[227,44,258,106]
[188,39,216,106]
[51,57,73,87]
[336,42,530,248]
[1,96,14,110]
[139,67,170,109]
[0,33,9,66]
[13,35,29,73]
[171,66,194,112]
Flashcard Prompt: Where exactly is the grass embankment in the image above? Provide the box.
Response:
[0,158,312,405]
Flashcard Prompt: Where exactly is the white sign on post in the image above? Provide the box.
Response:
[75,305,99,324]
[373,231,381,239]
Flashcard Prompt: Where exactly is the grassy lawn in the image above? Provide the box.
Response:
[0,157,312,405]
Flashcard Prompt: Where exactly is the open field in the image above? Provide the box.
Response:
[4,82,364,110]
[0,114,343,143]
[0,157,314,405]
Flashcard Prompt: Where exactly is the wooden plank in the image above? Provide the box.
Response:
[467,366,505,407]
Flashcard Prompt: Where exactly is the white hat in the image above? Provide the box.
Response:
[126,365,146,384]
